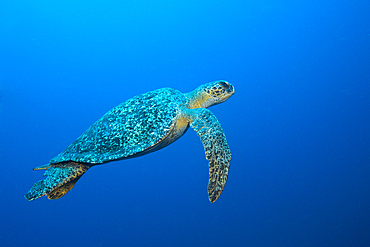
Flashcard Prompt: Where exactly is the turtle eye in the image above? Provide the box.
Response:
[218,81,229,89]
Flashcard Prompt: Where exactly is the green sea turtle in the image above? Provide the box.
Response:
[25,80,234,203]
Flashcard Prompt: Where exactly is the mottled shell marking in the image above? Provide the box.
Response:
[50,88,187,164]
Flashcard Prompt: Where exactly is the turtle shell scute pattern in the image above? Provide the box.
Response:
[50,88,186,164]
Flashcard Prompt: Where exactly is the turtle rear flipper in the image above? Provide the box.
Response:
[25,162,90,201]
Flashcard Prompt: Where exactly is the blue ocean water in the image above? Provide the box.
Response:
[0,0,369,246]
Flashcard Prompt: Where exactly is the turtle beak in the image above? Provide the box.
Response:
[223,82,235,98]
[218,80,235,96]
[227,84,235,95]
[214,81,234,104]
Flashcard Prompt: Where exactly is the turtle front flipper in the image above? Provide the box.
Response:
[181,108,232,203]
[25,162,91,201]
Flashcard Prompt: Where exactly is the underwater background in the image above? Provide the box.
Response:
[0,0,369,246]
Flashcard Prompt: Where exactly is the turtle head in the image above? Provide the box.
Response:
[186,80,235,109]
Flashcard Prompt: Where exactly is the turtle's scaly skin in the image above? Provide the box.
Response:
[25,162,90,201]
[25,80,234,202]
[182,108,231,202]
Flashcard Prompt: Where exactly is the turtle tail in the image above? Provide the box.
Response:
[25,162,91,201]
